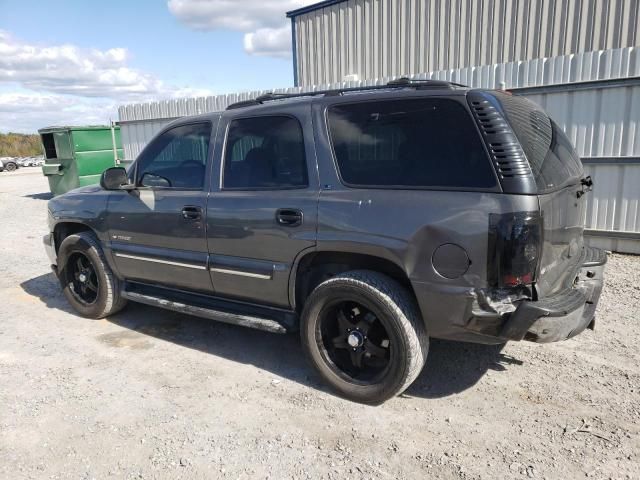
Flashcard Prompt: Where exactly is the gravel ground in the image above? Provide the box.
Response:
[1,170,639,479]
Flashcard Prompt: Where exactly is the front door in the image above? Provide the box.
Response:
[206,107,318,308]
[106,121,216,294]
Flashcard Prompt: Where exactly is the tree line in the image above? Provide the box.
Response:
[0,133,42,157]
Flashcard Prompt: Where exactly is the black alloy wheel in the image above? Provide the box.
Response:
[318,300,392,384]
[67,252,100,305]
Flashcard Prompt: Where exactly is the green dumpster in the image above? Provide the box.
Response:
[38,125,123,196]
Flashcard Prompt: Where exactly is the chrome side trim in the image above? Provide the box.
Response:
[114,252,207,270]
[209,266,272,280]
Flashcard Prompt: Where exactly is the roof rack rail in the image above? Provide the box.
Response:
[387,77,468,88]
[226,93,298,110]
[226,78,468,110]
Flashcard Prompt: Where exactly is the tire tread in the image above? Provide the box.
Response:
[301,270,428,403]
[59,231,126,318]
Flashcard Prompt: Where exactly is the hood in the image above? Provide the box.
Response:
[47,183,108,220]
[64,184,103,196]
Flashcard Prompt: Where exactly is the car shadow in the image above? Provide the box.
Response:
[405,340,522,398]
[20,271,74,313]
[24,192,54,200]
[20,272,524,400]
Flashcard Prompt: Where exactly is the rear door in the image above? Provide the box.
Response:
[106,120,216,294]
[205,104,318,308]
[494,93,587,296]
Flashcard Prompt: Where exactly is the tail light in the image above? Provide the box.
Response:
[488,212,543,289]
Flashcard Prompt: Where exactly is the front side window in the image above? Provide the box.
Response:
[136,122,211,189]
[223,116,308,189]
[327,98,496,189]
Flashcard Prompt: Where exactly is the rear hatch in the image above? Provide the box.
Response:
[491,92,588,298]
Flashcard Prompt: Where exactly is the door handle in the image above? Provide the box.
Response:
[182,205,202,220]
[276,208,303,227]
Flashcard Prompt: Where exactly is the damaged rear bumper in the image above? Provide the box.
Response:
[500,247,607,343]
[411,246,607,345]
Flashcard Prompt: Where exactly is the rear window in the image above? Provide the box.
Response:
[493,93,583,192]
[327,98,496,189]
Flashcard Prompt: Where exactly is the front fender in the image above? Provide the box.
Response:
[47,186,110,242]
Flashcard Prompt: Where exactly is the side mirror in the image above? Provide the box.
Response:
[140,172,172,188]
[100,167,130,190]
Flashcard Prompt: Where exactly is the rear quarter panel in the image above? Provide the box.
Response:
[315,188,538,340]
[317,189,539,286]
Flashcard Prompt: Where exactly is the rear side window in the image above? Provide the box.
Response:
[493,93,583,192]
[223,116,308,189]
[327,98,496,189]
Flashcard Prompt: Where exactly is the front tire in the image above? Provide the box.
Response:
[57,231,127,318]
[300,270,428,404]
[4,162,17,172]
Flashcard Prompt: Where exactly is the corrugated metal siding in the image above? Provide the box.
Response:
[117,47,640,252]
[522,83,640,246]
[526,85,640,158]
[120,119,173,164]
[583,163,640,233]
[119,46,640,123]
[292,0,640,86]
[585,232,640,254]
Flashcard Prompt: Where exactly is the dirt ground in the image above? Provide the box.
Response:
[0,170,638,480]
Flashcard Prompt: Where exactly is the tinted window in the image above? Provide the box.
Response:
[223,116,308,189]
[494,93,583,192]
[136,123,211,189]
[327,98,496,189]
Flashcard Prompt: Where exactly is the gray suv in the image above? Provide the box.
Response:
[44,80,606,404]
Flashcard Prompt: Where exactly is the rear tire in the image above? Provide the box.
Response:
[300,270,428,404]
[57,231,127,318]
[4,162,17,172]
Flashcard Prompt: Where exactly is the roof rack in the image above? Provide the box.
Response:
[226,78,467,110]
[387,77,468,88]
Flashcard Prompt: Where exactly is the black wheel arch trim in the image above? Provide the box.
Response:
[288,246,416,311]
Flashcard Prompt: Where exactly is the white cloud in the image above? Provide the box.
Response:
[168,0,308,30]
[244,26,291,58]
[0,30,214,132]
[0,30,171,99]
[0,92,116,133]
[168,0,316,57]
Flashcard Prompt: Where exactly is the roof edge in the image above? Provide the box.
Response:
[286,0,348,18]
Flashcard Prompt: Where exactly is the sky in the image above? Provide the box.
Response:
[0,0,316,133]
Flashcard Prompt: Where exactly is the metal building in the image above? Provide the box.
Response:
[287,0,640,86]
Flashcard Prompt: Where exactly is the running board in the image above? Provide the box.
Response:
[121,283,297,334]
